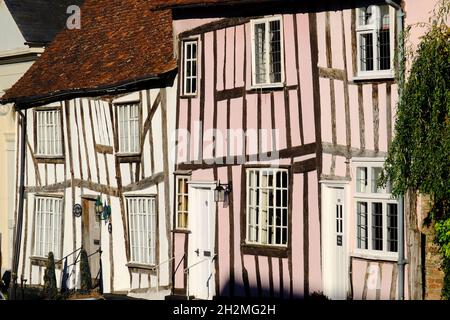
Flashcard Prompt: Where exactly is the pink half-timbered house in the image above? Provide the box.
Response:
[157,0,440,300]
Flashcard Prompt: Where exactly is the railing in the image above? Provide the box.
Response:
[184,255,216,300]
[151,256,175,293]
[59,247,103,295]
[171,254,185,296]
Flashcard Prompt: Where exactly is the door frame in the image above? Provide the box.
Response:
[320,180,350,300]
[186,181,216,299]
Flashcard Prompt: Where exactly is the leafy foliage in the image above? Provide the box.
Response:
[43,252,58,299]
[381,0,450,299]
[80,249,92,293]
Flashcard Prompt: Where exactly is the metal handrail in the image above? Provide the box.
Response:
[56,247,83,265]
[151,256,175,293]
[171,254,185,296]
[184,255,216,299]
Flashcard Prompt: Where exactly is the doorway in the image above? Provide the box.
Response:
[81,198,102,285]
[321,183,349,300]
[187,182,216,300]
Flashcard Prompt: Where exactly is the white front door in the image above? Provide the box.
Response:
[322,184,348,300]
[187,182,216,300]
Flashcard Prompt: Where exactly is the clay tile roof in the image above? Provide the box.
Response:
[1,0,176,107]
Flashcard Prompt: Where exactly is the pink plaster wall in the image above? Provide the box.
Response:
[234,25,246,88]
[274,91,287,150]
[291,173,305,297]
[334,80,346,146]
[308,171,322,294]
[363,84,375,151]
[225,27,235,90]
[297,13,316,145]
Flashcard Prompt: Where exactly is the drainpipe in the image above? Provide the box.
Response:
[10,110,27,299]
[385,0,406,300]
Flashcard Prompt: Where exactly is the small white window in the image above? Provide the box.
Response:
[175,176,190,229]
[356,5,394,78]
[354,161,398,257]
[183,41,198,95]
[127,197,157,265]
[36,109,63,156]
[246,168,289,246]
[117,104,140,154]
[251,16,284,87]
[34,196,63,259]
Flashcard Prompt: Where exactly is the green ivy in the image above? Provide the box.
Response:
[380,0,450,299]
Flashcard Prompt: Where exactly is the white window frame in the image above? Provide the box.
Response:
[245,168,289,247]
[250,16,285,88]
[352,159,399,260]
[175,175,190,230]
[36,109,63,157]
[127,196,157,266]
[33,196,63,259]
[355,5,395,80]
[183,40,198,96]
[117,103,140,154]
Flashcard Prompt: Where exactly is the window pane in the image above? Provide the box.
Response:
[372,202,383,251]
[378,28,391,70]
[254,23,266,84]
[387,203,398,252]
[356,167,368,193]
[359,6,375,26]
[360,33,374,71]
[357,201,368,249]
[269,20,282,83]
[371,167,384,193]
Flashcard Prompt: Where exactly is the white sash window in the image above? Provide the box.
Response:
[34,196,63,259]
[251,16,284,88]
[246,168,289,246]
[117,104,140,154]
[356,5,394,79]
[36,109,63,156]
[127,197,157,265]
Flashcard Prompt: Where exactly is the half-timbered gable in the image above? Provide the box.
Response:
[1,0,178,297]
[156,0,437,300]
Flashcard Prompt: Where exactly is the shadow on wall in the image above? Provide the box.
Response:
[217,279,329,300]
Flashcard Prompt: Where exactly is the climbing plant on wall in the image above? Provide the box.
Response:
[380,0,450,299]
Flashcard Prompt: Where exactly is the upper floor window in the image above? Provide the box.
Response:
[117,104,140,154]
[251,16,284,87]
[356,5,394,78]
[183,40,198,96]
[34,196,63,259]
[175,176,190,229]
[127,196,157,265]
[246,168,289,246]
[353,161,398,258]
[36,109,63,157]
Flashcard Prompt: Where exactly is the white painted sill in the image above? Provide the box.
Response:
[249,82,285,90]
[353,72,395,82]
[351,251,399,262]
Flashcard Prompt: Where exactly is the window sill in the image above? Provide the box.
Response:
[126,263,157,274]
[116,153,142,163]
[172,229,191,234]
[241,243,289,258]
[30,256,62,269]
[350,252,398,263]
[35,156,65,164]
[249,82,285,91]
[352,73,395,83]
[180,93,198,99]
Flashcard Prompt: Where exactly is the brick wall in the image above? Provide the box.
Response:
[419,195,445,300]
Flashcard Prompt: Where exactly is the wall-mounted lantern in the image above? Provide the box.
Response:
[214,181,232,203]
[95,196,111,221]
